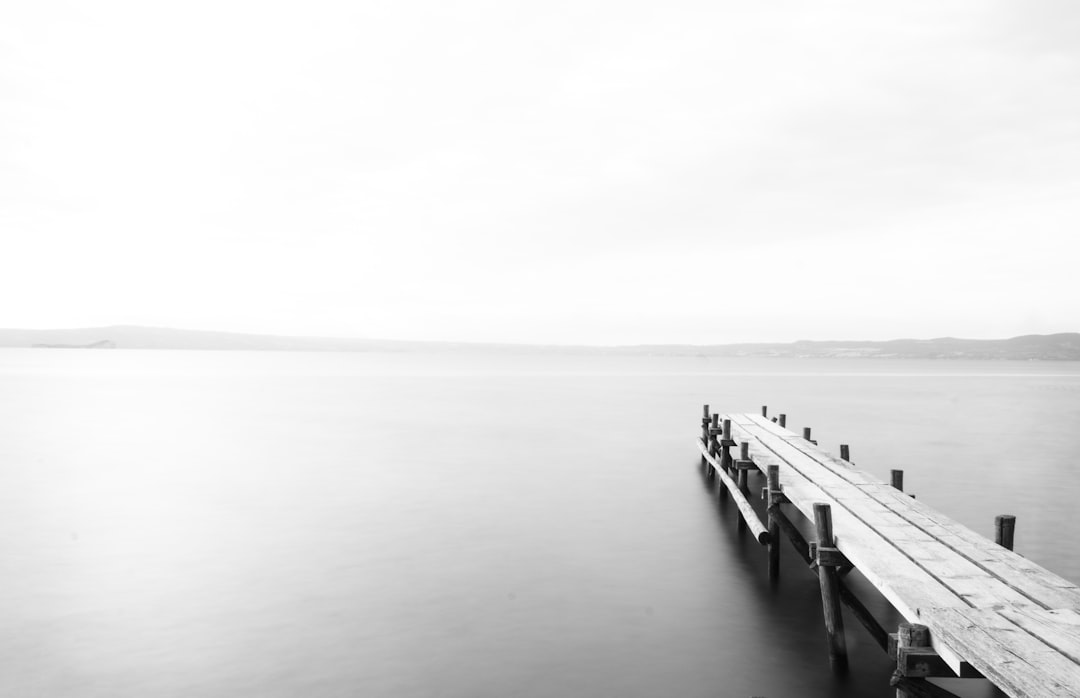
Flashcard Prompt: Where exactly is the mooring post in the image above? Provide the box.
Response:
[995,514,1016,551]
[701,405,710,467]
[761,405,768,418]
[766,464,782,581]
[778,413,786,428]
[840,444,850,462]
[803,427,812,442]
[720,419,732,471]
[715,418,732,500]
[813,503,848,671]
[735,441,751,533]
[890,469,904,491]
[737,442,750,489]
[706,414,719,480]
[894,622,931,698]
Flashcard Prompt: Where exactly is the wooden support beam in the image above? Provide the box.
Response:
[837,581,889,652]
[697,440,769,545]
[889,676,965,698]
[771,505,810,563]
[761,405,768,418]
[895,623,930,698]
[813,503,848,671]
[778,413,786,428]
[766,465,781,581]
[891,469,904,491]
[840,444,850,462]
[803,427,812,442]
[995,514,1016,551]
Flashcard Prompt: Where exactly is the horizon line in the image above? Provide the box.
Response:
[2,323,1078,349]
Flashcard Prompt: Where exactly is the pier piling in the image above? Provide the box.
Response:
[813,502,848,671]
[766,464,782,580]
[995,514,1016,551]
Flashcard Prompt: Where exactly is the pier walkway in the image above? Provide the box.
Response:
[697,410,1080,698]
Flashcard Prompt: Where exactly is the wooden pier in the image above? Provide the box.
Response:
[698,406,1080,698]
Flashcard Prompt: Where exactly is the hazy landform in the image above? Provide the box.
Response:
[1,326,1079,360]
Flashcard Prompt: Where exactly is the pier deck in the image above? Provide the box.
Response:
[698,412,1080,698]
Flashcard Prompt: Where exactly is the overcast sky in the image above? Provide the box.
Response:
[2,2,1078,344]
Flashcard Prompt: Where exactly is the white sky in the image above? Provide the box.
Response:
[2,1,1078,344]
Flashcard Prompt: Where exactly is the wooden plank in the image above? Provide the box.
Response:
[996,607,1080,665]
[922,606,1080,698]
[864,483,1080,609]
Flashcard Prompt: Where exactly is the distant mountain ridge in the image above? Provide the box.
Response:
[1,326,1078,360]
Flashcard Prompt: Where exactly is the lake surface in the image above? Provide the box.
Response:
[2,349,1079,697]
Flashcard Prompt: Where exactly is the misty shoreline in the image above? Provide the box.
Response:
[2,326,1079,361]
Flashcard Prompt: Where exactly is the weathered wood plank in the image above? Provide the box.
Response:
[922,606,1080,698]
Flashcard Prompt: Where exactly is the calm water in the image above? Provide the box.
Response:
[2,349,1079,697]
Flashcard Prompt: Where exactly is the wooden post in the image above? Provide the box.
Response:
[803,427,812,442]
[717,418,732,500]
[767,464,781,581]
[813,503,848,671]
[890,469,904,492]
[737,442,750,490]
[840,444,850,461]
[778,414,786,428]
[995,514,1016,551]
[895,623,931,698]
[720,419,732,471]
[706,414,719,480]
[736,441,750,533]
[761,405,768,418]
[701,405,711,468]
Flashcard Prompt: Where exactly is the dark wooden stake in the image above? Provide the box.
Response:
[717,418,732,499]
[778,414,786,428]
[767,465,781,581]
[701,405,711,468]
[840,444,850,461]
[891,469,904,491]
[706,414,719,480]
[761,405,768,418]
[995,514,1016,551]
[720,419,732,472]
[735,441,751,533]
[890,676,965,698]
[813,503,848,671]
[803,427,812,442]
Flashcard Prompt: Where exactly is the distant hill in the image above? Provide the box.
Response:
[1,326,1078,360]
[620,334,1080,360]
